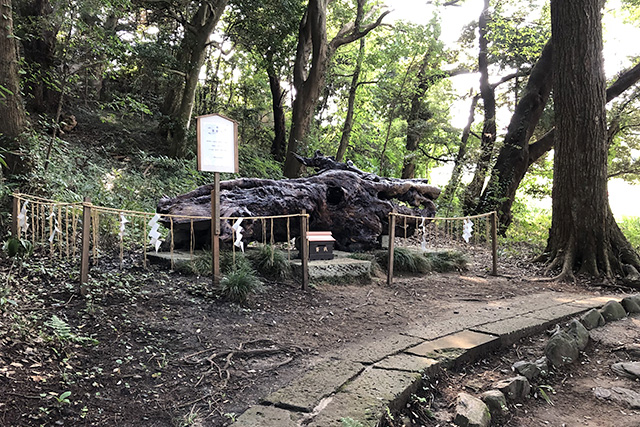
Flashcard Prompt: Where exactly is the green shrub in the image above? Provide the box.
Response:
[218,266,263,304]
[2,237,33,258]
[249,245,291,279]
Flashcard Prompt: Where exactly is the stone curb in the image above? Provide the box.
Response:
[231,292,630,427]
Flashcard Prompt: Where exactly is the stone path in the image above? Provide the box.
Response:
[231,291,622,427]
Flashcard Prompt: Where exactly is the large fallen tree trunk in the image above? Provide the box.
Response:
[157,153,441,251]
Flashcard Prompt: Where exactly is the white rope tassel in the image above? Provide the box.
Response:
[232,218,244,252]
[148,213,163,252]
[462,218,474,243]
[119,213,129,239]
[48,208,61,243]
[18,201,29,233]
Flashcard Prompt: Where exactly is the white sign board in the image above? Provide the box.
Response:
[197,113,238,173]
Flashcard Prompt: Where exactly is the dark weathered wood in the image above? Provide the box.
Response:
[491,211,498,276]
[211,180,220,285]
[387,211,396,286]
[300,209,309,290]
[80,197,92,291]
[158,155,441,251]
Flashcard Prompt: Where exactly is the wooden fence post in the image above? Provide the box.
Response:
[11,195,19,238]
[387,210,396,286]
[211,173,221,286]
[491,211,498,276]
[300,209,309,290]
[80,197,92,292]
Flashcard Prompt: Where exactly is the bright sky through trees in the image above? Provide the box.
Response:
[389,0,640,217]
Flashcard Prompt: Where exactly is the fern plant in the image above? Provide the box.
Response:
[44,315,98,346]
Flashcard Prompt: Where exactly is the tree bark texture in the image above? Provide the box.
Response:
[0,0,27,139]
[283,0,389,177]
[545,0,640,281]
[475,41,553,229]
[462,0,496,214]
[267,59,287,162]
[439,94,479,215]
[15,0,59,113]
[336,37,365,162]
[400,53,438,179]
[161,0,228,158]
[157,153,440,251]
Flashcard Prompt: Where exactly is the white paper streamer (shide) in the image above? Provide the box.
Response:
[420,217,427,252]
[462,218,474,243]
[119,213,129,239]
[232,218,244,252]
[18,201,29,233]
[148,213,163,252]
[48,209,61,243]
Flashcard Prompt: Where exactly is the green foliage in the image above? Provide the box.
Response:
[248,244,291,279]
[2,237,33,258]
[340,417,364,427]
[44,315,99,346]
[506,204,551,250]
[55,391,72,405]
[220,251,253,274]
[218,266,263,304]
[176,252,213,276]
[618,216,640,252]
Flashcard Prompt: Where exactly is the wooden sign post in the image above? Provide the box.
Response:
[196,113,238,285]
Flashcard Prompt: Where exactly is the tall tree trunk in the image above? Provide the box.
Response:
[336,37,365,162]
[161,0,228,158]
[544,0,640,282]
[267,59,287,162]
[475,57,640,232]
[462,0,496,214]
[16,0,59,113]
[440,93,479,215]
[0,0,28,175]
[283,0,389,178]
[475,41,553,229]
[401,53,435,179]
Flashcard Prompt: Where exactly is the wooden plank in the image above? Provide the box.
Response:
[211,173,221,285]
[491,211,498,276]
[387,210,396,286]
[11,195,18,238]
[301,210,309,290]
[80,197,92,291]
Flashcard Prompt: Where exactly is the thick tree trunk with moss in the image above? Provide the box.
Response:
[544,0,640,284]
[0,0,28,176]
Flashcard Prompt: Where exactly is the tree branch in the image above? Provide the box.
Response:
[528,60,640,165]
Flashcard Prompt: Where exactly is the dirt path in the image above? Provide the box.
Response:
[0,248,630,426]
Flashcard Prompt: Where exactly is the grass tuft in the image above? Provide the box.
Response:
[218,266,263,304]
[248,244,291,279]
[423,250,468,272]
